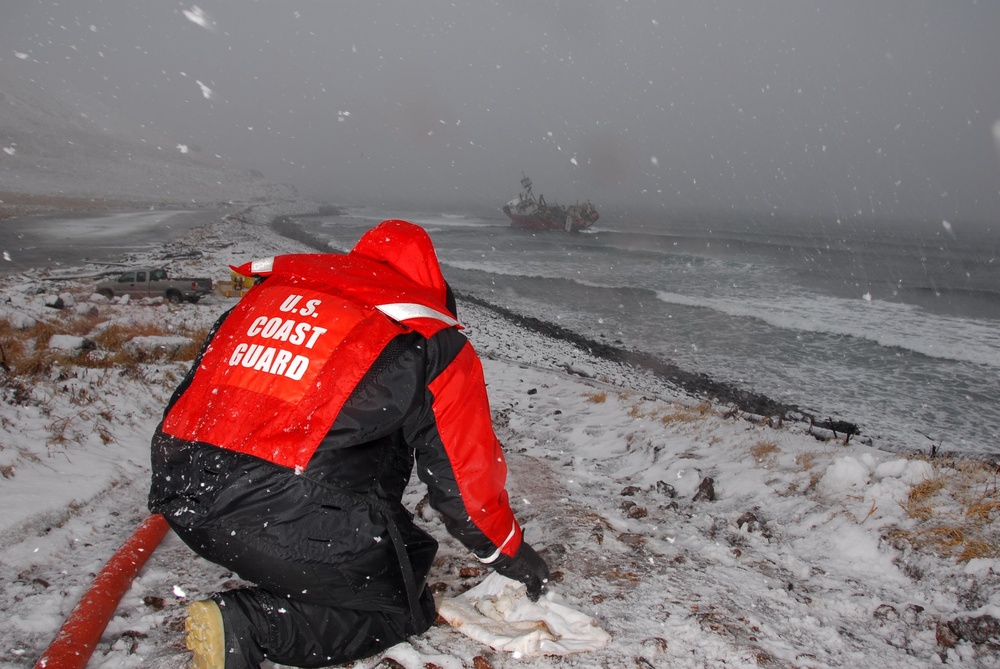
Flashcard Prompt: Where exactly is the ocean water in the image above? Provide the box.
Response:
[292,208,999,458]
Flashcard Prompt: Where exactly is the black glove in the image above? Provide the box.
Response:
[493,542,550,601]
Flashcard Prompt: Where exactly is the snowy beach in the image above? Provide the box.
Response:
[4,2,1000,665]
[2,208,999,668]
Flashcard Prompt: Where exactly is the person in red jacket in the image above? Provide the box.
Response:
[148,219,549,669]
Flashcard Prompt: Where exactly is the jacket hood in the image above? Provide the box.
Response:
[229,219,457,326]
[349,219,449,304]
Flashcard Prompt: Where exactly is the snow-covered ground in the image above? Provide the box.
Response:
[2,210,999,669]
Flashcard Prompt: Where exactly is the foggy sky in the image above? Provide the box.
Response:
[3,0,1000,222]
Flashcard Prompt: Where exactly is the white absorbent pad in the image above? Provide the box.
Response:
[437,572,611,656]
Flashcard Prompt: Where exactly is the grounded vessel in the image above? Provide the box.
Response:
[502,175,599,233]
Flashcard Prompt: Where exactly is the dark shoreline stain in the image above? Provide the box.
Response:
[457,291,861,438]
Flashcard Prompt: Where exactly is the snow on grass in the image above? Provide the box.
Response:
[0,211,998,668]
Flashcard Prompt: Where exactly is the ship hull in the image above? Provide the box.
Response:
[502,206,598,233]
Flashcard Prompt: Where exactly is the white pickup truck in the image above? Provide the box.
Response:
[95,267,213,304]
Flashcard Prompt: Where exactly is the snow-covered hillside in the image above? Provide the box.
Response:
[0,72,296,214]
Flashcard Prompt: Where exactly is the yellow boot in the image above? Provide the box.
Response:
[185,599,226,669]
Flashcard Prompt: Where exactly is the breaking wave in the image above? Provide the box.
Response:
[653,289,1000,368]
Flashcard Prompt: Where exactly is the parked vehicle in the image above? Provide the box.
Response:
[95,267,213,303]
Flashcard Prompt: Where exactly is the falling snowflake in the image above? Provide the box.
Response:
[2,147,15,156]
[182,5,216,32]
[195,80,213,99]
[176,144,189,154]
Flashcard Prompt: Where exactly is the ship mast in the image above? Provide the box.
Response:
[520,173,533,199]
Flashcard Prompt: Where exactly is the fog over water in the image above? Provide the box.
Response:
[3,1,1000,222]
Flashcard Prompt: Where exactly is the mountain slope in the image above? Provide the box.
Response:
[0,72,295,213]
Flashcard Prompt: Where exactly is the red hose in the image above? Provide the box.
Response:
[35,514,170,669]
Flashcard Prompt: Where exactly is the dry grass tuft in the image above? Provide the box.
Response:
[1,314,206,399]
[750,441,780,462]
[90,321,165,350]
[919,526,966,549]
[1,308,209,460]
[887,457,1000,562]
[966,499,1000,522]
[653,401,715,426]
[2,318,59,376]
[908,477,947,507]
[795,452,818,471]
[170,334,206,362]
[905,505,935,522]
[902,477,947,522]
[585,391,607,404]
[958,540,1000,562]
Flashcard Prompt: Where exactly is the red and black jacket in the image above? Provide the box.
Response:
[148,220,522,619]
